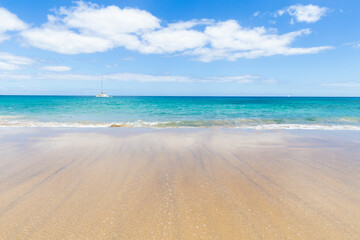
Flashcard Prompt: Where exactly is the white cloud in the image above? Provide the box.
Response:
[140,28,208,54]
[0,72,275,84]
[138,19,212,54]
[18,1,332,61]
[21,23,117,54]
[20,1,159,54]
[60,2,160,34]
[0,8,27,32]
[279,4,328,23]
[0,52,34,70]
[43,65,71,72]
[0,7,27,42]
[185,21,332,62]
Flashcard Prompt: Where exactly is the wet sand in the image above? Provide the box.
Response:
[0,128,360,239]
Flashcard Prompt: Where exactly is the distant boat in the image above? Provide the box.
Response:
[96,76,110,98]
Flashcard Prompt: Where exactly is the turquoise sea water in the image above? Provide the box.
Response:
[1,96,360,129]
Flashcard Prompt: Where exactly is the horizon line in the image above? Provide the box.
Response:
[1,95,360,98]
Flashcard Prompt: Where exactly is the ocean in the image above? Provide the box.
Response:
[1,96,360,129]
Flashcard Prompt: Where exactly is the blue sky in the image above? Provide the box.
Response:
[0,0,359,96]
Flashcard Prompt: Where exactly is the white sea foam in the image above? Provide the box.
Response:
[240,124,360,131]
[1,118,360,130]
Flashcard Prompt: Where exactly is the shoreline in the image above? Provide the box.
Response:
[1,123,360,130]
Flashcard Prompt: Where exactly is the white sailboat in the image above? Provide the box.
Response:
[96,76,110,97]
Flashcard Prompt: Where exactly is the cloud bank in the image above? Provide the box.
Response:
[2,2,332,62]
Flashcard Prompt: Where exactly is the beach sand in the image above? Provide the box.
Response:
[0,128,359,239]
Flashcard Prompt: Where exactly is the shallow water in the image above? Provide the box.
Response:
[1,96,360,129]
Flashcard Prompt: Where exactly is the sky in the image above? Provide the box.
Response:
[0,0,359,96]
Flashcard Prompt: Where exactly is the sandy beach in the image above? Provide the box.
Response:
[0,128,359,239]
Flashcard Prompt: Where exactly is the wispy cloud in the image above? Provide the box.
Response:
[15,1,332,61]
[253,11,260,17]
[344,41,360,49]
[322,82,360,87]
[0,52,34,70]
[42,65,72,72]
[122,56,135,61]
[0,72,276,84]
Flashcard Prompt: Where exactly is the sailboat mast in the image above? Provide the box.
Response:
[101,75,103,92]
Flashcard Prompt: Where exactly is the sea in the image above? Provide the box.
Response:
[1,96,360,130]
